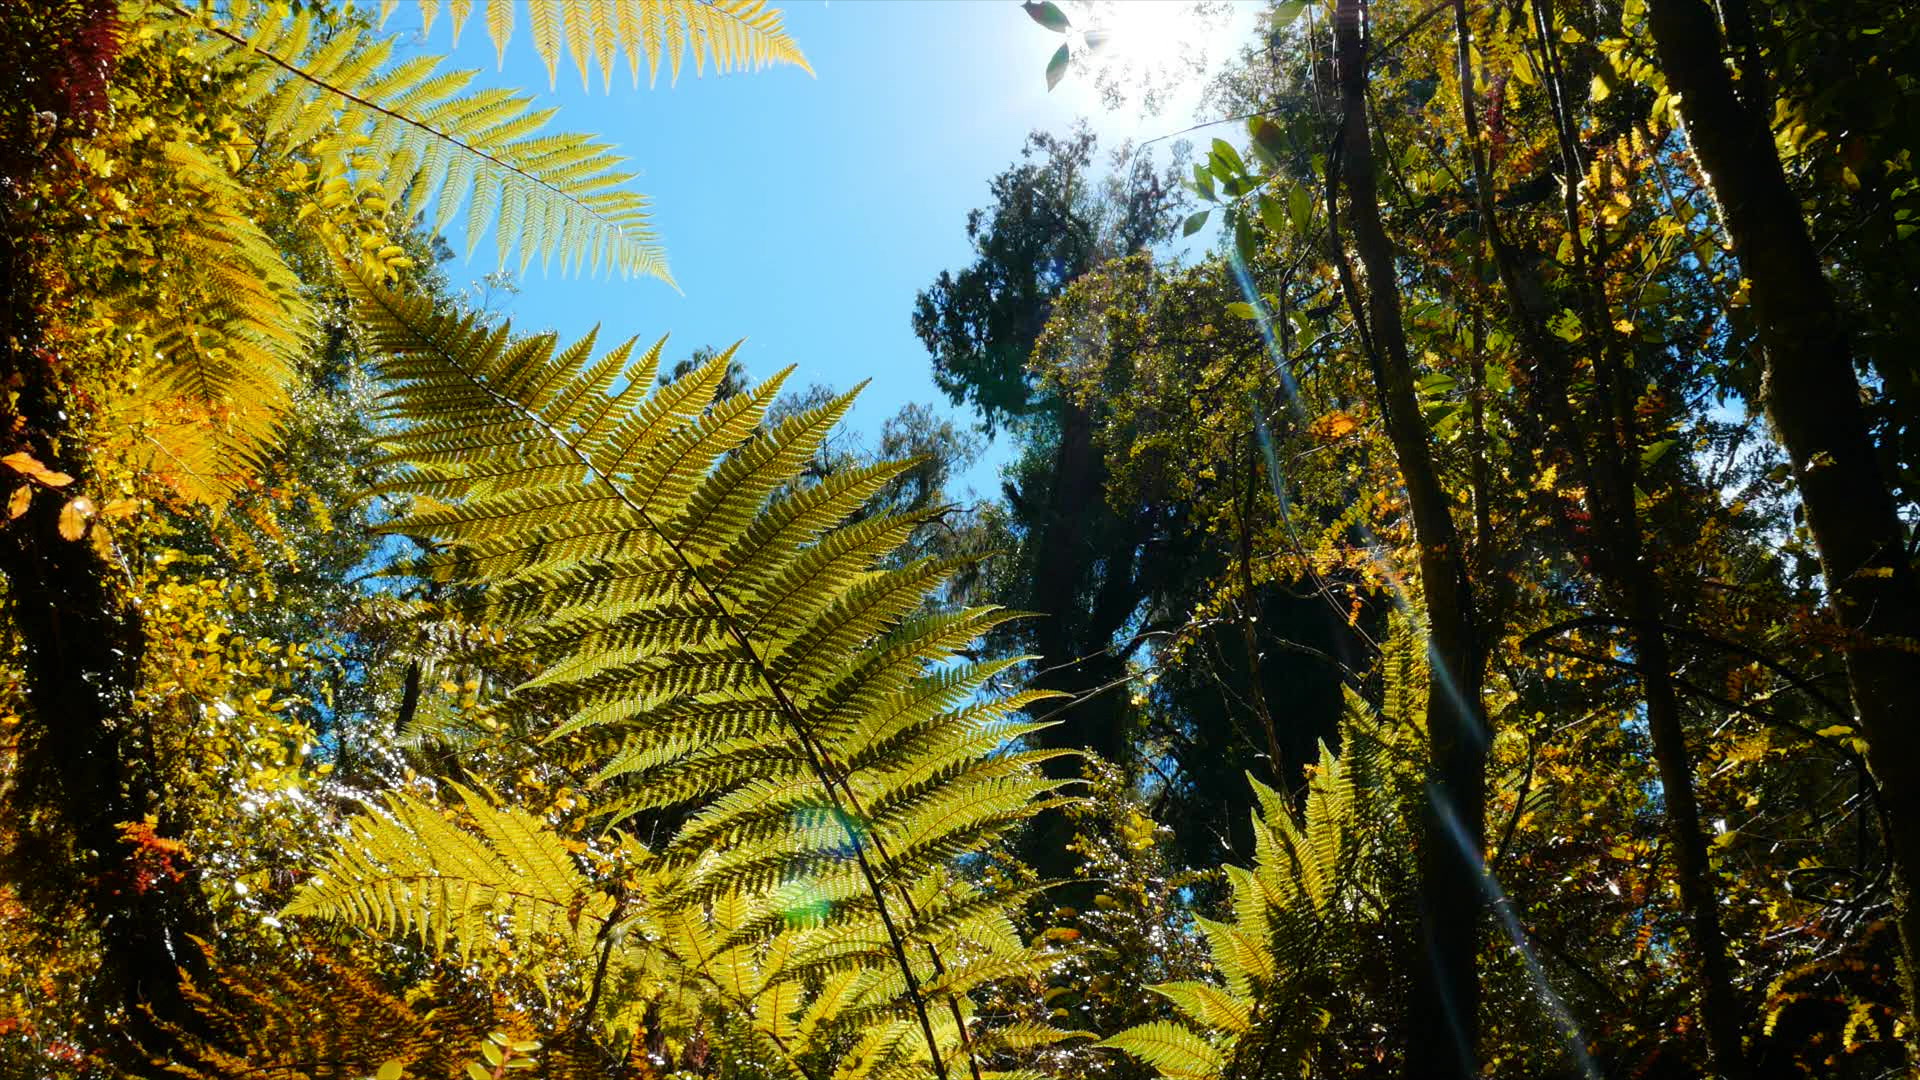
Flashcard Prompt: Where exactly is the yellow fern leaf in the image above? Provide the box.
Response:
[428,0,811,90]
[486,0,514,68]
[527,0,562,86]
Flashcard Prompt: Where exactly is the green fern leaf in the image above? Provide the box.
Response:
[1097,1022,1226,1080]
[327,264,1069,1078]
[161,1,671,282]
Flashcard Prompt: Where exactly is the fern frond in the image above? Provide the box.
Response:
[1097,1022,1226,1080]
[417,0,814,90]
[163,1,671,282]
[286,785,612,959]
[1106,615,1432,1079]
[323,266,1066,1078]
[89,133,310,503]
[1151,982,1253,1036]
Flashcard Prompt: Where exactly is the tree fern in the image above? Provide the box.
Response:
[154,942,624,1079]
[1102,616,1431,1079]
[286,264,1071,1078]
[88,132,310,502]
[99,0,796,502]
[389,0,814,91]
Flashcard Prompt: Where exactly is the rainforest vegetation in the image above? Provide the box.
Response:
[1,0,1917,1077]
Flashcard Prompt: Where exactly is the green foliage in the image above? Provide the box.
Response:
[282,263,1074,1077]
[285,784,610,959]
[161,0,671,282]
[1102,617,1429,1079]
[152,943,618,1080]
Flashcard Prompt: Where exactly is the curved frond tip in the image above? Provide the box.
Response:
[395,0,815,91]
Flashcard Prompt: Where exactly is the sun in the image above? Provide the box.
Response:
[1082,0,1214,68]
[1057,0,1242,111]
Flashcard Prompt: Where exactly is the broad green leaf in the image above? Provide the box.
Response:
[1045,43,1070,90]
[1270,1,1308,27]
[1211,138,1245,177]
[1023,1,1071,33]
[1259,193,1287,234]
[1233,213,1256,263]
[1182,210,1210,237]
[1249,115,1288,168]
[1548,309,1584,342]
[1192,163,1216,202]
[1289,184,1313,232]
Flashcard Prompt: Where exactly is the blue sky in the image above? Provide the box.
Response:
[384,0,1259,494]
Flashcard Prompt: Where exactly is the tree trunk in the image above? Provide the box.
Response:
[1451,5,1749,1069]
[1332,3,1487,1073]
[1020,397,1138,880]
[1647,0,1920,1037]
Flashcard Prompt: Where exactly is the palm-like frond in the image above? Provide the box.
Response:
[287,265,1067,1078]
[155,943,626,1080]
[286,784,613,958]
[391,0,814,90]
[1099,1022,1227,1080]
[161,0,670,281]
[91,136,310,502]
[1102,617,1431,1080]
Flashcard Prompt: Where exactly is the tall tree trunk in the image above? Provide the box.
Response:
[1021,397,1137,880]
[1332,3,1487,1073]
[1451,5,1749,1070]
[1646,0,1920,1037]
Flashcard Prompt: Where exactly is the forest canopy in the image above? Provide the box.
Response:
[1,1,1917,1079]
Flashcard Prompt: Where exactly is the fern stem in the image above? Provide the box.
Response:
[579,893,623,1033]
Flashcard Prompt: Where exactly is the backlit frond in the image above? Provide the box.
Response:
[415,0,813,90]
[154,943,626,1080]
[286,784,612,959]
[287,265,1068,1077]
[89,136,309,503]
[1103,616,1431,1079]
[159,0,671,281]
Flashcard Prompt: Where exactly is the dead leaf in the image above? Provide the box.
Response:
[2,450,73,488]
[58,496,94,541]
[7,486,29,520]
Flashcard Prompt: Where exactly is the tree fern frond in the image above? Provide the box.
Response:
[162,1,671,282]
[89,134,310,503]
[1151,982,1253,1036]
[286,785,611,959]
[1097,1022,1226,1080]
[1106,616,1432,1078]
[152,943,634,1080]
[330,265,1066,1078]
[418,0,813,90]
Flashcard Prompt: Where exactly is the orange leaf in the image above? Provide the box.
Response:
[1310,411,1360,440]
[2,451,72,488]
[57,497,94,541]
[7,486,29,520]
